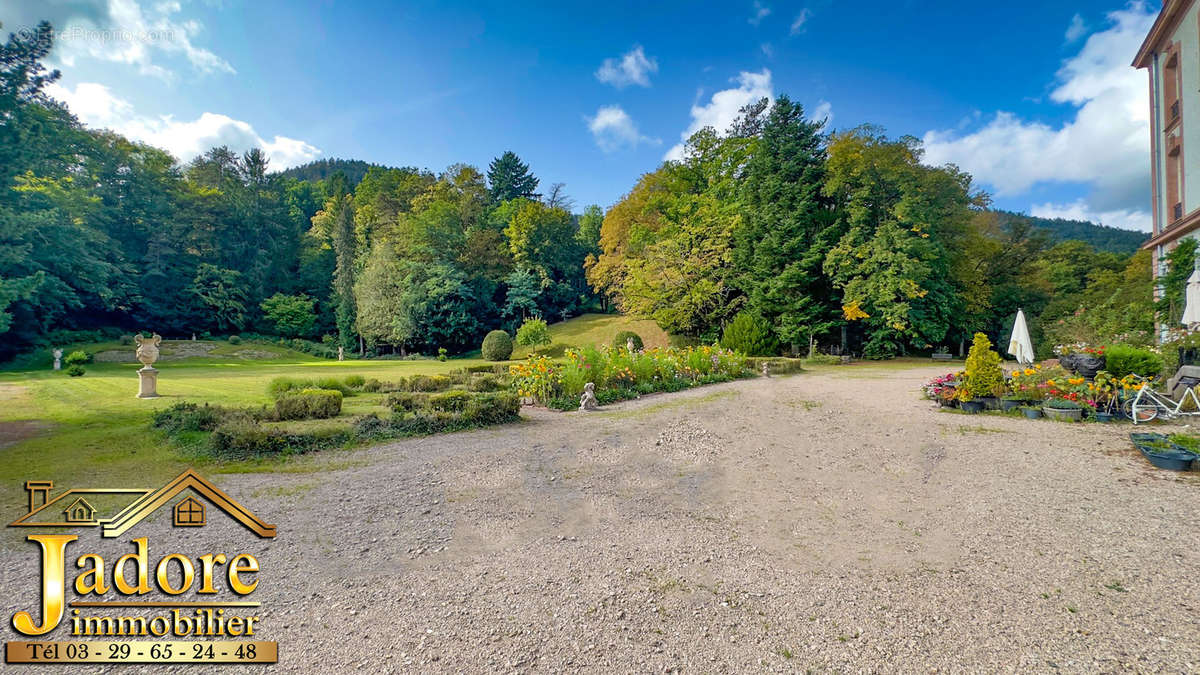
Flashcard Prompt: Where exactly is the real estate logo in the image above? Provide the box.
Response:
[4,470,278,664]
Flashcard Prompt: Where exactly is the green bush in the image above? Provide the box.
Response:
[362,378,382,393]
[516,318,552,347]
[720,311,778,356]
[152,402,226,433]
[963,333,1004,398]
[64,350,91,366]
[1104,344,1163,378]
[429,390,472,412]
[804,353,843,366]
[482,330,514,361]
[228,335,242,345]
[343,374,366,389]
[613,331,643,351]
[463,392,521,425]
[274,389,343,421]
[385,391,428,413]
[468,373,505,392]
[208,419,288,458]
[66,365,86,377]
[438,347,448,362]
[119,335,134,346]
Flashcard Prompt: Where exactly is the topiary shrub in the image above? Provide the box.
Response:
[228,335,242,345]
[362,378,382,393]
[343,374,366,389]
[482,330,514,361]
[66,365,86,377]
[1104,344,1163,378]
[468,373,504,392]
[516,318,552,347]
[720,311,778,356]
[613,331,643,351]
[963,333,1004,399]
[64,350,91,366]
[438,347,448,362]
[274,388,343,420]
[209,419,288,458]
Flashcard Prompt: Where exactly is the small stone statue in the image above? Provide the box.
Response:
[578,382,599,411]
[52,349,62,371]
[761,361,770,377]
[191,333,196,341]
[337,346,345,362]
[627,337,636,352]
[133,333,162,399]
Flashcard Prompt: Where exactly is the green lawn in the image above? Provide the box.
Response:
[0,314,678,516]
[512,313,671,358]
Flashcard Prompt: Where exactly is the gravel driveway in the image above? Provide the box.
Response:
[3,363,1198,673]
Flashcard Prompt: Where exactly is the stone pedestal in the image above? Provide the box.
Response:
[137,367,159,398]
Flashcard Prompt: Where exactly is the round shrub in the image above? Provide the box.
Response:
[343,374,366,389]
[720,311,779,356]
[228,335,242,345]
[482,330,514,361]
[64,350,91,366]
[613,331,643,351]
[516,318,552,347]
[66,365,86,377]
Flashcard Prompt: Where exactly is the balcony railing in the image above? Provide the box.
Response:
[1172,99,1181,121]
[1175,202,1183,221]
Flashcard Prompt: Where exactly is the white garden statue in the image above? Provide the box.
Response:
[133,333,162,398]
[52,349,62,371]
[579,382,599,411]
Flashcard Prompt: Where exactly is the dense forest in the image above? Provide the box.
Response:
[0,23,1176,362]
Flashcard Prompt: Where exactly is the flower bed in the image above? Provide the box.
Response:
[509,345,752,411]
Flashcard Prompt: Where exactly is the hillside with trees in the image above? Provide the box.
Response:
[994,211,1148,255]
[0,23,1168,362]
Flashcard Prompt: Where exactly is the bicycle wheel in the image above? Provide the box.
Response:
[1123,397,1158,422]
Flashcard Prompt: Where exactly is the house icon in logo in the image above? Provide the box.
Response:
[9,470,275,538]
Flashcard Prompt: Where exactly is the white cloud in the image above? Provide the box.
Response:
[47,81,320,169]
[922,4,1155,229]
[587,105,660,153]
[790,9,812,35]
[749,1,771,26]
[665,69,773,161]
[1,0,234,81]
[1031,199,1150,232]
[812,99,833,126]
[595,45,658,89]
[1065,13,1088,43]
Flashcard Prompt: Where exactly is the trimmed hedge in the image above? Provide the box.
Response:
[482,330,513,361]
[267,376,352,398]
[1104,344,1163,378]
[745,357,805,376]
[274,389,343,420]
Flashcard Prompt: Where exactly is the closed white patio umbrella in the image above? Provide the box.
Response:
[1182,269,1200,328]
[1008,308,1035,366]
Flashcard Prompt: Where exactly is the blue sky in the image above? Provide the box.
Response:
[1,1,1161,230]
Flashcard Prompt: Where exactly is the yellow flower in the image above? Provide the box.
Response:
[1024,369,1035,376]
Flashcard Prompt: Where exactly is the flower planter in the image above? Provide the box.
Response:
[1000,399,1027,412]
[1042,406,1083,422]
[960,400,986,414]
[1094,411,1115,423]
[978,396,1001,411]
[1021,407,1043,419]
[1130,433,1198,471]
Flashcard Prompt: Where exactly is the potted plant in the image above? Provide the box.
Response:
[959,388,985,414]
[1042,397,1085,422]
[1000,393,1027,412]
[1021,406,1043,419]
[962,333,1004,412]
[1129,433,1198,471]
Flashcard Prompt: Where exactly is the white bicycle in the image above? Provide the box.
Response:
[1123,375,1200,424]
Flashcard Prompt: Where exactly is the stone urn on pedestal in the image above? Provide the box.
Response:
[134,333,162,398]
[52,349,62,371]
